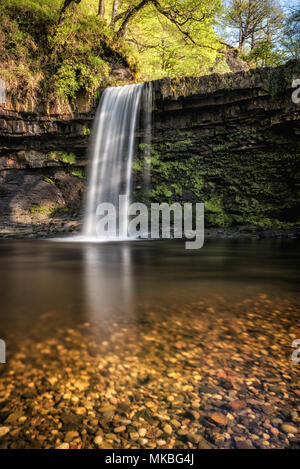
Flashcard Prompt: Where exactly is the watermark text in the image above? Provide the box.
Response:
[0,339,6,364]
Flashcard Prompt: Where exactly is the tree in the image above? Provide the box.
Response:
[227,0,284,51]
[111,0,119,25]
[249,40,282,66]
[281,7,300,60]
[57,0,226,80]
[121,0,224,79]
[112,0,220,43]
[98,0,105,19]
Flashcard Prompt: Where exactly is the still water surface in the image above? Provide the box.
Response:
[0,238,299,342]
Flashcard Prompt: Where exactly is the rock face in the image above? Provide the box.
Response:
[0,101,91,235]
[134,60,300,231]
[0,61,300,235]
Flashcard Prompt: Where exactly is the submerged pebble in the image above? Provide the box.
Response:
[0,295,299,449]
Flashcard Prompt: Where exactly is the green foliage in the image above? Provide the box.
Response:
[0,0,137,104]
[224,0,286,67]
[30,203,70,216]
[281,8,300,60]
[49,151,76,164]
[121,0,224,79]
[248,40,283,67]
[70,168,85,179]
[151,184,173,200]
[0,0,296,102]
[44,176,56,185]
[48,14,113,100]
[82,125,91,136]
[0,0,229,101]
[205,195,230,227]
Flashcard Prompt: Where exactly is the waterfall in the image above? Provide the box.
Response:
[83,83,151,240]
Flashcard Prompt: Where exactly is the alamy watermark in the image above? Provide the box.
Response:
[292,339,300,364]
[290,82,300,363]
[0,79,6,104]
[0,339,6,364]
[292,79,300,104]
[95,195,204,249]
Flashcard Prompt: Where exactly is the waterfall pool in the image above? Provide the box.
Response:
[0,238,299,449]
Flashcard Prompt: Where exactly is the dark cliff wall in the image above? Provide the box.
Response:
[134,61,300,231]
[0,61,299,235]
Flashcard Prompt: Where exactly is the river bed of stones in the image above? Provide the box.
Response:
[0,294,299,449]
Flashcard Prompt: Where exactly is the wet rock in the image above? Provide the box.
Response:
[0,292,299,449]
[157,439,166,446]
[234,438,254,450]
[94,435,103,446]
[227,401,247,412]
[0,427,10,438]
[207,413,228,427]
[56,443,69,449]
[163,424,172,435]
[65,431,79,443]
[114,426,126,433]
[271,418,283,427]
[138,428,147,437]
[129,432,139,441]
[281,424,298,434]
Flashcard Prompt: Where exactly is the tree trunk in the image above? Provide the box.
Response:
[112,0,119,23]
[98,0,105,19]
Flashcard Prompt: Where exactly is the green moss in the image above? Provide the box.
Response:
[30,205,51,215]
[132,159,143,171]
[151,184,173,200]
[213,144,228,152]
[205,196,231,227]
[43,176,55,186]
[51,206,69,215]
[70,168,84,179]
[30,204,70,216]
[268,61,300,97]
[49,151,76,164]
[133,143,300,229]
[82,126,91,136]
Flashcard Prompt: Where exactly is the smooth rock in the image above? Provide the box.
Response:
[56,443,69,449]
[65,431,79,442]
[114,425,126,433]
[228,400,247,411]
[163,424,172,435]
[234,439,254,450]
[94,435,103,446]
[138,428,147,437]
[0,427,10,438]
[281,423,298,434]
[208,413,228,426]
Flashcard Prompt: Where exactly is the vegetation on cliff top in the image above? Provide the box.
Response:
[0,0,298,107]
[0,0,137,106]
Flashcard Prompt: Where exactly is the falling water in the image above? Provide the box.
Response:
[142,82,153,201]
[0,79,6,104]
[83,83,151,240]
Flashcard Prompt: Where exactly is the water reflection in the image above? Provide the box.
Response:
[84,243,133,321]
